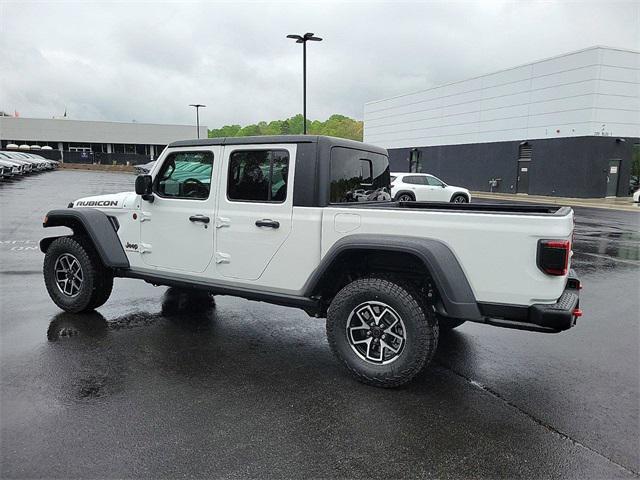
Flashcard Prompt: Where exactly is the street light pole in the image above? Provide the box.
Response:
[286,32,322,135]
[188,104,206,138]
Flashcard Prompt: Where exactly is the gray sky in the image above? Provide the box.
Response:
[1,0,638,128]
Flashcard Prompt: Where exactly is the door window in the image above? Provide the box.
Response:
[154,151,213,200]
[227,150,289,203]
[403,176,426,185]
[426,175,445,187]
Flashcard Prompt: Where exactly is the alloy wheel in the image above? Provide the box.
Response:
[346,301,406,365]
[54,253,84,297]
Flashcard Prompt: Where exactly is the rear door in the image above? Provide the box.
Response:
[215,144,296,280]
[402,175,428,200]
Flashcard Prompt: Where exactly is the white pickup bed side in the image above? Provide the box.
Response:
[320,206,573,306]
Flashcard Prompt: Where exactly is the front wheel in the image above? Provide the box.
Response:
[451,194,468,203]
[326,277,438,388]
[43,236,114,313]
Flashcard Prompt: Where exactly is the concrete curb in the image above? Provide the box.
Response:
[61,163,134,173]
[472,192,639,212]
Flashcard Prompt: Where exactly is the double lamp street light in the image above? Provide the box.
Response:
[189,33,321,139]
[189,103,206,138]
[287,32,322,135]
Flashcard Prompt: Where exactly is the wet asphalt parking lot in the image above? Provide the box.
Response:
[1,170,639,479]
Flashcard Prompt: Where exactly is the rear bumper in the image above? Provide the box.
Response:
[478,270,581,333]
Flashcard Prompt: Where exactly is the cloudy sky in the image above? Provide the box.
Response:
[1,0,638,128]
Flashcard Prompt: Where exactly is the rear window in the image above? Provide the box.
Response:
[330,147,391,203]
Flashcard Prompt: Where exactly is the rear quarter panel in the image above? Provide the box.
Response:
[321,206,574,306]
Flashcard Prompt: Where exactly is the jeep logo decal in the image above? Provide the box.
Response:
[75,200,119,207]
[125,242,138,250]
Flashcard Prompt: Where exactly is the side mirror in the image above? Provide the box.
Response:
[135,175,154,201]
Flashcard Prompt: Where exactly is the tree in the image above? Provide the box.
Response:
[208,114,364,141]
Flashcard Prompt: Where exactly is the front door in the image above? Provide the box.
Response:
[215,144,295,281]
[516,161,530,193]
[606,159,620,197]
[425,175,450,201]
[140,147,219,273]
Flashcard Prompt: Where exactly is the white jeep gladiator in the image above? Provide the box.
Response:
[41,135,581,387]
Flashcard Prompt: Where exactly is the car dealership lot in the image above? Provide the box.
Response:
[1,170,638,478]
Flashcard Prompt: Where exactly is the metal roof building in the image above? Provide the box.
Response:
[364,46,640,198]
[0,117,207,163]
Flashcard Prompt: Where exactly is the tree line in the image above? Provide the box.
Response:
[208,114,363,141]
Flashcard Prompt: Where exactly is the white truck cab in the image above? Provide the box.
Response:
[41,135,581,387]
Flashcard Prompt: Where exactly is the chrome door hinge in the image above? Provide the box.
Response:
[215,252,231,264]
[215,216,231,229]
[139,243,152,254]
[139,211,152,222]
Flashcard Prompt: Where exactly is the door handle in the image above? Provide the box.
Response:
[255,219,280,229]
[189,215,210,224]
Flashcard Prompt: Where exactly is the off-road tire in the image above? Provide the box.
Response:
[326,277,439,388]
[43,235,114,313]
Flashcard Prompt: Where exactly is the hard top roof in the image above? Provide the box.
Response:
[168,135,387,155]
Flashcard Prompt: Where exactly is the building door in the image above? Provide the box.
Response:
[606,159,620,197]
[516,161,530,193]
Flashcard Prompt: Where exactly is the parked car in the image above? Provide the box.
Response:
[11,152,51,170]
[0,160,16,179]
[0,151,59,178]
[0,152,33,173]
[41,135,580,388]
[391,172,471,203]
[633,188,640,204]
[134,160,156,175]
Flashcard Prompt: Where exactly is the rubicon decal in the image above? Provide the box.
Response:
[75,200,119,207]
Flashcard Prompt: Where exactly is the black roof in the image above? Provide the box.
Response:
[168,135,387,155]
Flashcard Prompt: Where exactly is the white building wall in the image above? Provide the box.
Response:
[364,46,640,149]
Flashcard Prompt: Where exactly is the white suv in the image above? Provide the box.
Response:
[391,173,471,203]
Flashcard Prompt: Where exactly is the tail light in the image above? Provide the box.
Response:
[537,239,570,276]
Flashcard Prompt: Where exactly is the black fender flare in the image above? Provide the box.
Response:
[302,234,481,321]
[41,208,130,269]
[394,190,415,201]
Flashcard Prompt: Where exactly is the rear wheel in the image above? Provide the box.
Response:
[397,193,414,202]
[43,236,114,313]
[326,277,438,388]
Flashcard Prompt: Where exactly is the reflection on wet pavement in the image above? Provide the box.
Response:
[1,172,639,478]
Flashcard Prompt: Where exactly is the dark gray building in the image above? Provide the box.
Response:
[364,46,639,198]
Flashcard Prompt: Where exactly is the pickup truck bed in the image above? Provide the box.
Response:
[345,200,569,215]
